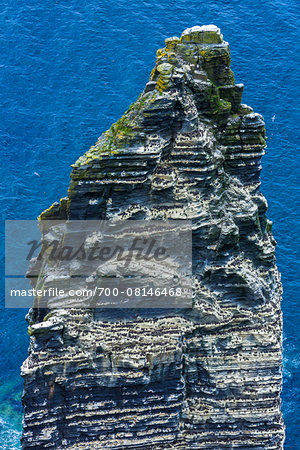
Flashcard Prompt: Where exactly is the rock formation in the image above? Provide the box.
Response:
[21,25,285,449]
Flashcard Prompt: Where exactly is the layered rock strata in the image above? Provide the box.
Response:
[21,25,285,449]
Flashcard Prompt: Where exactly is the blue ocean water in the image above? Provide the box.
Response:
[0,1,299,448]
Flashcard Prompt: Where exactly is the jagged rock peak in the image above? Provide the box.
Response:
[40,25,260,222]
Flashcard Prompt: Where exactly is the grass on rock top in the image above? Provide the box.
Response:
[73,91,157,168]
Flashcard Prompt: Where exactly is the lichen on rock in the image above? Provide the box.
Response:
[22,25,285,449]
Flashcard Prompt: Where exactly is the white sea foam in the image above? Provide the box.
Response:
[0,416,21,450]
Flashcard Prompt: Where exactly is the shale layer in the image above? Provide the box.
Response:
[21,25,284,449]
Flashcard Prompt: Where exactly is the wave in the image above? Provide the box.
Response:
[0,416,21,450]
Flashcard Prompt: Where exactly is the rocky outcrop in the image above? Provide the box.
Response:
[21,25,285,449]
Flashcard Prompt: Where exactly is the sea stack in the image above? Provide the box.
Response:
[21,25,285,449]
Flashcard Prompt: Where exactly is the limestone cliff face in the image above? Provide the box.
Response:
[21,25,285,449]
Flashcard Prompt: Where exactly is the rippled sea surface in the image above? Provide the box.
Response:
[0,1,299,448]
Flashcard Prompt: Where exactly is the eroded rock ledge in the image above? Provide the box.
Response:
[21,25,285,449]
